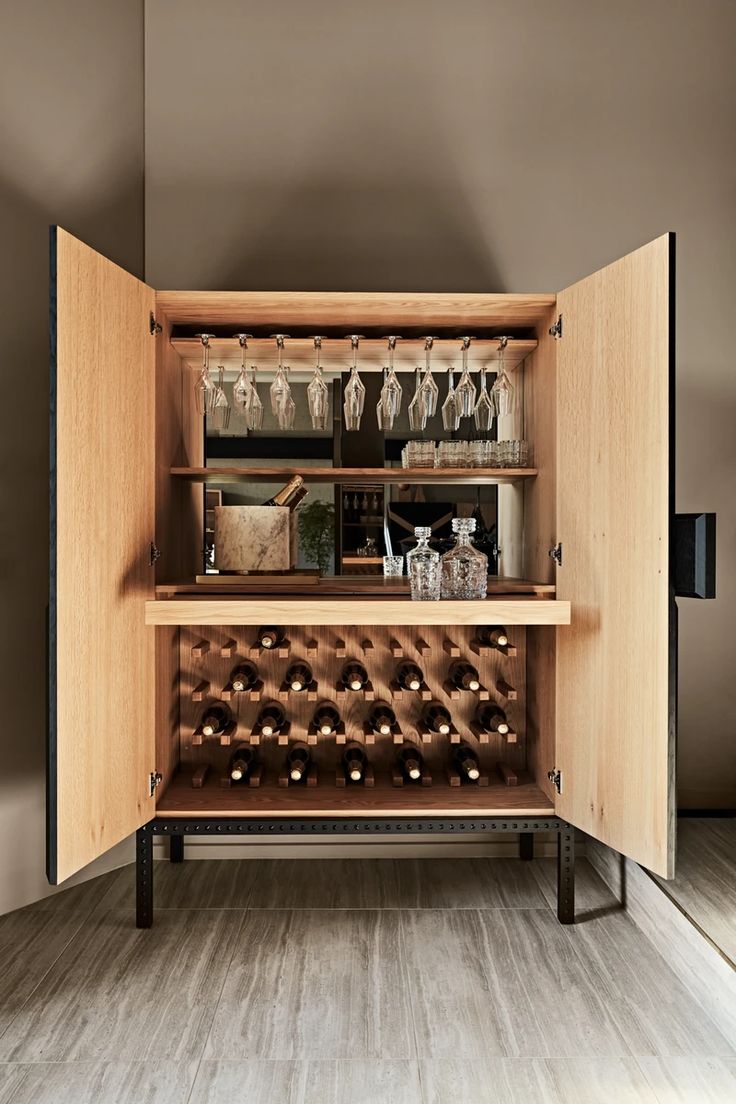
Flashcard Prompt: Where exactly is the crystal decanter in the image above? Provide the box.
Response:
[406,526,441,600]
[440,517,488,600]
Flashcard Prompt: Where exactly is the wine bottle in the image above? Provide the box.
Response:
[312,701,341,736]
[453,742,481,781]
[475,702,510,736]
[200,702,232,737]
[396,742,423,782]
[395,660,424,692]
[258,626,285,650]
[230,661,259,693]
[421,701,452,736]
[367,701,396,736]
[341,659,369,692]
[449,659,481,692]
[229,744,257,782]
[262,474,307,509]
[286,741,311,782]
[342,741,367,783]
[257,701,286,736]
[285,660,313,692]
[479,625,509,648]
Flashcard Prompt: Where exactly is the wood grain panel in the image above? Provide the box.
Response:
[50,227,156,884]
[171,466,537,485]
[155,290,556,329]
[522,304,559,584]
[555,234,674,877]
[146,598,571,627]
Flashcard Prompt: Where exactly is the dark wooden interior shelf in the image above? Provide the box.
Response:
[171,466,537,485]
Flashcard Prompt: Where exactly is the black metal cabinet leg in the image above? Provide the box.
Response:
[136,823,153,928]
[557,825,575,924]
[170,833,184,863]
[519,832,534,861]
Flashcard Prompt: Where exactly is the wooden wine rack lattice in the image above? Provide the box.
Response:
[179,624,527,791]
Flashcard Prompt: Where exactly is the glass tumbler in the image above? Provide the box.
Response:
[406,440,436,467]
[469,440,493,467]
[382,555,404,577]
[440,517,488,599]
[437,440,468,468]
[406,526,441,601]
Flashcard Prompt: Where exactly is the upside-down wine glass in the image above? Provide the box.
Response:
[210,363,231,430]
[441,365,461,431]
[343,334,366,430]
[234,334,264,430]
[232,334,253,413]
[270,334,295,429]
[491,335,515,418]
[418,336,439,418]
[473,364,494,432]
[194,333,218,416]
[455,336,477,417]
[408,365,428,431]
[307,336,329,430]
[377,335,402,430]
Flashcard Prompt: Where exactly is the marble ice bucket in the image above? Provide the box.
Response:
[214,506,298,572]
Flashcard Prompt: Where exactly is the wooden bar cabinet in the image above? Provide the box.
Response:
[48,227,693,927]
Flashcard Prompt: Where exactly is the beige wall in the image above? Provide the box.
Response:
[145,0,736,807]
[0,0,144,913]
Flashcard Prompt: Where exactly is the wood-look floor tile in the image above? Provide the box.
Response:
[188,1060,304,1104]
[419,1058,553,1103]
[0,909,242,1062]
[23,871,122,914]
[531,858,622,915]
[402,909,628,1058]
[537,1058,661,1102]
[302,1059,423,1103]
[204,910,415,1060]
[97,859,259,910]
[638,1055,736,1102]
[246,859,402,909]
[0,1060,197,1104]
[0,911,86,1037]
[564,913,736,1056]
[395,858,549,909]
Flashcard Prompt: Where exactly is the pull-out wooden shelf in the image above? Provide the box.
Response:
[145,597,571,627]
[171,466,537,485]
[157,771,555,818]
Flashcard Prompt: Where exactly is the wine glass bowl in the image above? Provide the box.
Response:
[343,334,366,431]
[455,337,477,418]
[193,333,218,416]
[307,335,329,430]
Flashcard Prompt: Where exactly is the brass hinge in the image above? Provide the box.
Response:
[547,769,563,794]
[149,771,162,796]
[549,314,563,339]
[149,312,162,336]
[548,542,562,567]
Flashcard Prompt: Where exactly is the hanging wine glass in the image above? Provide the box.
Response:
[270,334,295,430]
[376,368,387,431]
[377,335,402,429]
[193,334,217,416]
[408,365,428,431]
[418,336,439,417]
[473,366,494,432]
[245,363,263,430]
[441,365,461,431]
[491,336,515,418]
[455,336,477,417]
[209,363,231,430]
[232,333,253,413]
[307,336,329,430]
[343,334,366,431]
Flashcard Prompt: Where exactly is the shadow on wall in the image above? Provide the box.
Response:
[0,169,142,913]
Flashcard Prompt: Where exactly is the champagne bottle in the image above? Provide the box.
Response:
[312,701,341,736]
[285,660,313,692]
[396,742,423,782]
[342,740,367,783]
[262,474,307,509]
[395,660,424,692]
[367,701,397,736]
[230,661,259,693]
[200,702,232,737]
[478,625,509,649]
[258,626,285,650]
[287,741,311,782]
[421,700,452,736]
[341,659,369,692]
[453,742,481,781]
[229,744,257,782]
[257,701,286,736]
[475,702,510,736]
[449,660,481,692]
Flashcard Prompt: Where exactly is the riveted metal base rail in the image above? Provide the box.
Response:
[135,816,574,928]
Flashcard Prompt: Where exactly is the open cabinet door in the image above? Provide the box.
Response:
[49,228,157,883]
[555,233,675,878]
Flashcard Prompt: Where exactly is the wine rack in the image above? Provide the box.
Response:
[179,623,527,802]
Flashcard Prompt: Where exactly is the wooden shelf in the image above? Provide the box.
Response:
[171,466,537,485]
[145,596,570,627]
[156,770,554,818]
[156,576,556,598]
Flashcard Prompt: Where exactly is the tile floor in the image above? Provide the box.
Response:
[0,857,734,1103]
